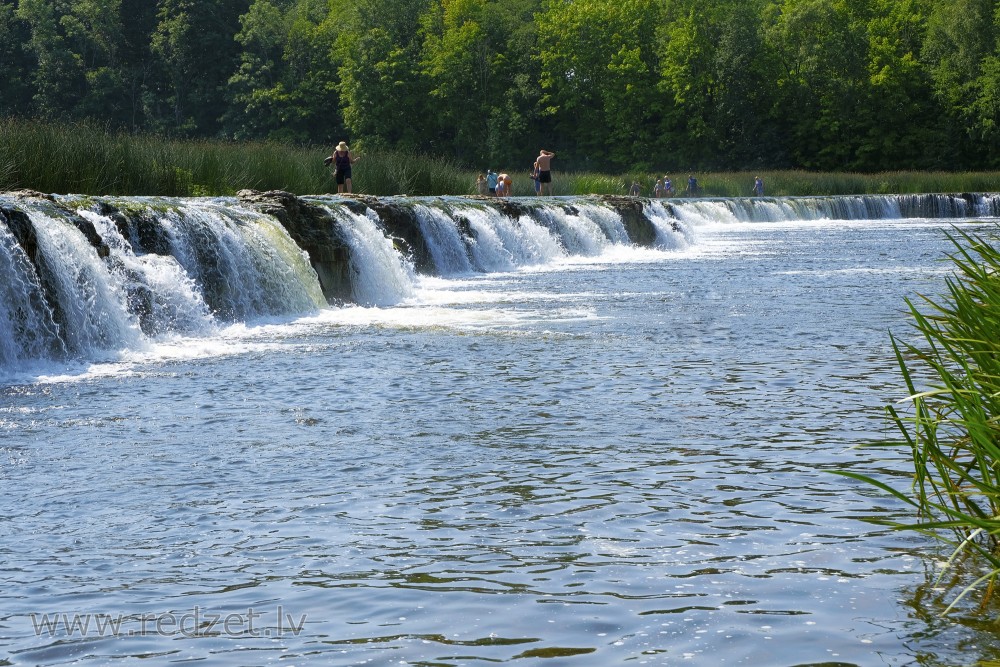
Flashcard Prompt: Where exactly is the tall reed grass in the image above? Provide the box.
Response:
[0,119,467,197]
[4,119,1000,197]
[839,228,1000,613]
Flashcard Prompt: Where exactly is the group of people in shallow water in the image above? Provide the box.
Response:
[628,174,765,198]
[328,140,766,199]
[477,149,557,197]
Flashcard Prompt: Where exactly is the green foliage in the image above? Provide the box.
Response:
[226,0,343,143]
[150,0,251,136]
[538,0,662,167]
[838,229,1000,612]
[6,119,1000,198]
[6,0,1000,172]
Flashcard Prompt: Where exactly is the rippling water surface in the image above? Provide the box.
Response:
[1,214,996,666]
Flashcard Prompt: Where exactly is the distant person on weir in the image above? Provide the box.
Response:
[536,149,556,195]
[328,141,360,193]
[753,176,764,197]
[686,174,699,197]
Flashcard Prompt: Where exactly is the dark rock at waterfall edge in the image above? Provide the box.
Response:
[591,195,663,244]
[237,189,354,304]
[95,201,173,257]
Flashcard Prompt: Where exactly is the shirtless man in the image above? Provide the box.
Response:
[535,149,556,195]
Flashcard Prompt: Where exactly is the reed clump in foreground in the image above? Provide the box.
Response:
[840,228,1000,613]
[4,119,1000,197]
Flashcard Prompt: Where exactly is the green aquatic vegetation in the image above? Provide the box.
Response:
[5,119,1000,198]
[569,174,628,196]
[839,228,1000,612]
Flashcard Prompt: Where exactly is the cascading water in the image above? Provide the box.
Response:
[0,195,328,368]
[460,206,565,271]
[412,203,476,275]
[18,200,142,357]
[321,205,415,307]
[529,204,612,255]
[643,201,695,249]
[0,217,64,365]
[2,189,998,371]
[155,201,326,320]
[77,208,215,338]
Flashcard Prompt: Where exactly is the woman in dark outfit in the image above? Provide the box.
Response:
[329,141,360,193]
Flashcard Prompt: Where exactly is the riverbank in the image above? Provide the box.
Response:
[4,119,1000,198]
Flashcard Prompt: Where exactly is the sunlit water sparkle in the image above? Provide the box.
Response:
[0,212,995,666]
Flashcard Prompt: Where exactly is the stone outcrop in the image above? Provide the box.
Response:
[238,189,354,304]
[591,195,665,244]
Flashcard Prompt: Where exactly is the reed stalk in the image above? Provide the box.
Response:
[839,228,1000,612]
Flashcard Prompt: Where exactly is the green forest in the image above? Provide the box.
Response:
[2,0,1000,173]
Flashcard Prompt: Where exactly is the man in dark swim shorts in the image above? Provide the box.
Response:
[536,149,555,195]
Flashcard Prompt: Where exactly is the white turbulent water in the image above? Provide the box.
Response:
[0,194,998,666]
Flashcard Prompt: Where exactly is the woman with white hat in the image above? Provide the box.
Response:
[327,141,361,193]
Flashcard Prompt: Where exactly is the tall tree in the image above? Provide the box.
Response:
[225,0,343,142]
[537,0,662,169]
[858,0,945,169]
[419,0,547,165]
[16,0,87,119]
[334,0,432,151]
[766,0,870,169]
[922,0,1000,165]
[709,1,786,168]
[150,0,251,136]
[0,1,35,117]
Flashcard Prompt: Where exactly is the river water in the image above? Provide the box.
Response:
[1,195,997,666]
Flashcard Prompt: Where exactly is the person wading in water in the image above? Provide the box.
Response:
[327,141,361,193]
[535,149,556,196]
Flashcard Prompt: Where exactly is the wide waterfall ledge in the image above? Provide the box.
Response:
[1,188,998,367]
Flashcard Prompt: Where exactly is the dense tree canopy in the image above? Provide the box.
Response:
[3,0,1000,170]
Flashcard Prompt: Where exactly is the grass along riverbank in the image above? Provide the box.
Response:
[4,119,1000,197]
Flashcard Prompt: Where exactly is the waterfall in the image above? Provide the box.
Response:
[529,204,612,255]
[76,208,215,337]
[18,200,142,357]
[0,217,64,365]
[0,194,327,368]
[643,201,694,249]
[2,189,998,369]
[461,205,565,270]
[321,205,415,307]
[154,200,325,320]
[413,203,476,275]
